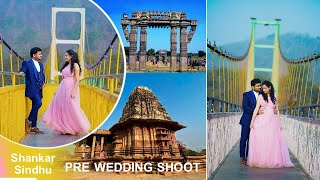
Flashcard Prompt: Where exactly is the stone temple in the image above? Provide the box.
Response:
[70,86,206,174]
[110,86,186,156]
[74,86,186,158]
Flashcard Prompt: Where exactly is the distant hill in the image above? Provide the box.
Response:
[0,0,119,68]
[220,33,320,68]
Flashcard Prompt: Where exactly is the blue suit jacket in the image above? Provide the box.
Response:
[19,59,45,98]
[239,90,258,127]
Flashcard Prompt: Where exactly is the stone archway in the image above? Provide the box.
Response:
[121,11,197,71]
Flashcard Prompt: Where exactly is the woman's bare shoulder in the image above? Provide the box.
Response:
[73,63,80,69]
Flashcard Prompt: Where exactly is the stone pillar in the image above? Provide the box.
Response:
[100,137,105,152]
[149,127,154,155]
[123,131,126,148]
[91,135,96,159]
[170,26,177,71]
[142,127,145,155]
[127,128,131,155]
[131,126,136,156]
[180,25,188,71]
[136,127,142,148]
[139,25,147,70]
[129,25,137,70]
[132,126,137,147]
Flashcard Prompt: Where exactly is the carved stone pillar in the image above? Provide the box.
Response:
[123,134,126,155]
[127,128,131,155]
[180,25,188,71]
[131,126,137,156]
[139,25,147,70]
[129,25,137,70]
[149,127,154,155]
[91,135,96,159]
[170,26,177,71]
[100,137,104,152]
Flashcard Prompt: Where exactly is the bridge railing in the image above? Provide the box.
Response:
[51,74,124,94]
[281,104,320,120]
[207,97,242,113]
[77,73,124,130]
[81,74,123,94]
[0,78,30,142]
[278,48,320,116]
[0,35,25,87]
[0,71,25,86]
[207,41,249,113]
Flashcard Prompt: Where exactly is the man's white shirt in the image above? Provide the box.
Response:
[32,59,40,72]
[253,90,259,100]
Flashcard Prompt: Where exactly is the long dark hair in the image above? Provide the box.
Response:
[60,49,82,75]
[261,80,276,104]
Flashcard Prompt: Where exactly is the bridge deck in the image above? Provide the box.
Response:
[210,142,310,180]
[20,115,85,147]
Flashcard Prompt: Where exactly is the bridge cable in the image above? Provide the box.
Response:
[115,39,121,91]
[303,61,311,106]
[85,28,93,67]
[107,44,113,89]
[211,49,214,97]
[222,55,226,112]
[0,38,3,86]
[218,53,221,100]
[309,59,317,117]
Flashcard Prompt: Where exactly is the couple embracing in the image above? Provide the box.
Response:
[19,47,90,135]
[239,79,294,168]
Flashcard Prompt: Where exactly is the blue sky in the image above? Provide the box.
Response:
[208,0,320,45]
[100,73,206,151]
[94,0,206,53]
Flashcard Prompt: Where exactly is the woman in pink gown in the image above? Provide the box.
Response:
[44,49,91,135]
[247,80,294,168]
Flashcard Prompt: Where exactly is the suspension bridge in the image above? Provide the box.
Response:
[207,18,319,179]
[0,7,124,147]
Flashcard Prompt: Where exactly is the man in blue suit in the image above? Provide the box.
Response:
[19,47,45,134]
[239,78,261,165]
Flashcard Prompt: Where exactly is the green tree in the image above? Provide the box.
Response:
[147,48,155,56]
[200,149,206,155]
[198,50,206,57]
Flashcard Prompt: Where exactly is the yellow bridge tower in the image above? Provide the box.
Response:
[47,7,86,83]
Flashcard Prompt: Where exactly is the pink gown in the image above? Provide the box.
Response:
[247,95,294,168]
[44,64,91,135]
[0,156,5,177]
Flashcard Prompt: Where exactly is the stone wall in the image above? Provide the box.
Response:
[281,115,320,179]
[207,113,241,178]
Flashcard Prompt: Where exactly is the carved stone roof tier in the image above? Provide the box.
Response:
[110,86,186,132]
[109,119,186,132]
[122,11,197,25]
[121,11,197,43]
[120,86,172,122]
[93,129,111,135]
[121,11,197,28]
